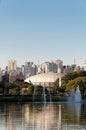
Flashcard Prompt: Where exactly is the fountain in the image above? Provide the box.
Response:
[33,85,52,103]
[68,88,75,102]
[75,85,81,102]
[33,85,47,103]
[68,85,82,102]
[42,86,46,103]
[48,86,52,103]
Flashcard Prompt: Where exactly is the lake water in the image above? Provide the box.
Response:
[0,102,86,130]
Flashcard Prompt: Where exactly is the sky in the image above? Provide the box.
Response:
[0,0,86,69]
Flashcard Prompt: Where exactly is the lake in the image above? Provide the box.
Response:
[0,102,86,130]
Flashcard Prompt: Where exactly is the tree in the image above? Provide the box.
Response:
[62,71,86,87]
[52,79,59,94]
[66,77,86,96]
[28,84,34,95]
[0,81,4,94]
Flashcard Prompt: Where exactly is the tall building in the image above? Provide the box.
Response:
[37,59,63,74]
[54,59,63,73]
[38,62,52,74]
[21,61,37,77]
[8,59,17,72]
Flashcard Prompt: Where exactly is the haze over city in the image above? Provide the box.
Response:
[0,0,86,69]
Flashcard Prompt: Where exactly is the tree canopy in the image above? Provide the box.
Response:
[61,71,86,97]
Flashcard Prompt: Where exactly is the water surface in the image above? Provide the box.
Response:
[0,102,86,130]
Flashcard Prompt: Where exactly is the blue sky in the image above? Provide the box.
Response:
[0,0,86,68]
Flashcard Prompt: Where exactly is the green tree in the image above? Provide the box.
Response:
[0,81,4,94]
[62,71,86,87]
[28,84,34,95]
[51,79,60,94]
[66,77,86,96]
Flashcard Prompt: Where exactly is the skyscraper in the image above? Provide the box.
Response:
[8,59,17,72]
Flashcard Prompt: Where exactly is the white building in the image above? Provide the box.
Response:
[8,59,17,72]
[37,59,63,74]
[54,59,63,73]
[22,61,37,77]
[25,72,63,87]
[38,62,52,73]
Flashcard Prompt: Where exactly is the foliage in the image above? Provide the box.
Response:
[34,85,43,95]
[62,71,86,87]
[0,70,86,97]
[0,81,4,94]
[0,79,30,95]
[52,71,86,97]
[58,86,66,93]
[28,85,48,95]
[9,88,19,95]
[66,77,86,95]
[28,84,34,95]
[52,79,59,94]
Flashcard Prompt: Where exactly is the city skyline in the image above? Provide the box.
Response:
[0,58,82,70]
[0,0,86,68]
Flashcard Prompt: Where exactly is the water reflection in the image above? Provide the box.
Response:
[22,103,60,130]
[67,102,81,121]
[0,102,86,130]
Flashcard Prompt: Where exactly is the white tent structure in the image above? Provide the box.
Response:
[25,72,63,87]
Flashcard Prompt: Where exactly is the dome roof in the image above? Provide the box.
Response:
[25,72,63,86]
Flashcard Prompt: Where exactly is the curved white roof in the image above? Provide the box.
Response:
[25,72,63,86]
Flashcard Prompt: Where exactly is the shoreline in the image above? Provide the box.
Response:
[0,95,68,102]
